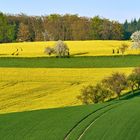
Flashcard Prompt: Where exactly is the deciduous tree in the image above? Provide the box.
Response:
[17,22,30,42]
[131,31,140,49]
[102,73,127,99]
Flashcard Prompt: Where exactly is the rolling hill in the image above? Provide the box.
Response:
[0,40,140,139]
[0,91,139,140]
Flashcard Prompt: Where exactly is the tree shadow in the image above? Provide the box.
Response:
[0,54,9,56]
[72,52,89,56]
[120,90,140,100]
[107,90,140,102]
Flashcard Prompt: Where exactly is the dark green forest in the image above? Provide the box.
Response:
[0,12,140,43]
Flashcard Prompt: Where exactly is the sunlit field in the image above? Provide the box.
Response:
[0,41,139,140]
[0,68,133,114]
[0,40,139,57]
[1,1,140,139]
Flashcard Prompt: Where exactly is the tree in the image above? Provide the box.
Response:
[17,22,30,42]
[127,73,138,93]
[77,84,111,104]
[54,40,70,57]
[119,43,129,55]
[90,16,103,39]
[0,12,15,43]
[133,67,140,89]
[77,85,95,104]
[131,31,140,49]
[102,73,127,99]
[43,14,63,41]
[127,67,140,92]
[71,17,91,40]
[44,47,54,56]
[33,17,44,41]
[95,83,112,102]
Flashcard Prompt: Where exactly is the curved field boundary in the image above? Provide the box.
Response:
[76,102,125,140]
[64,101,125,140]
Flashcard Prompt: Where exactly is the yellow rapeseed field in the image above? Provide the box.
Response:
[0,68,133,114]
[0,40,139,57]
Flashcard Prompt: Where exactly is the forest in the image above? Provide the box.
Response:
[0,12,140,43]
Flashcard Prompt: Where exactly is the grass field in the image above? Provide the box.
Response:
[0,41,139,57]
[0,67,133,114]
[0,55,139,68]
[0,90,140,140]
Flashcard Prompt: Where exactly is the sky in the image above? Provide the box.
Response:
[0,0,139,22]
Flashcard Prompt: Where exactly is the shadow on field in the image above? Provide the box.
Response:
[107,90,140,102]
[121,90,140,100]
[72,52,89,56]
[0,54,9,56]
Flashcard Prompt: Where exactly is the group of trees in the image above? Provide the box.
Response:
[78,67,140,104]
[123,19,140,40]
[1,12,140,43]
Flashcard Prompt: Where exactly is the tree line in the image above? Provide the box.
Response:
[78,67,140,104]
[0,12,140,43]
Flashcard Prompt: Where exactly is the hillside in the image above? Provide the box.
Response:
[0,1,140,140]
[0,91,140,140]
[0,41,139,113]
[0,67,132,114]
[0,40,140,139]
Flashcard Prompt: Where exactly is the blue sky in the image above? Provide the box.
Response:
[0,0,139,22]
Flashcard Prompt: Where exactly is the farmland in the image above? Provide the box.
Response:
[0,91,140,140]
[0,55,139,68]
[0,67,132,114]
[0,41,139,57]
[0,1,140,139]
[0,40,139,114]
[0,40,140,139]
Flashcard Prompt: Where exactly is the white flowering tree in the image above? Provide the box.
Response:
[54,40,70,57]
[44,40,70,57]
[131,31,140,49]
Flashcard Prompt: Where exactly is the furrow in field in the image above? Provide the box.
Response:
[76,102,126,140]
[64,101,125,140]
